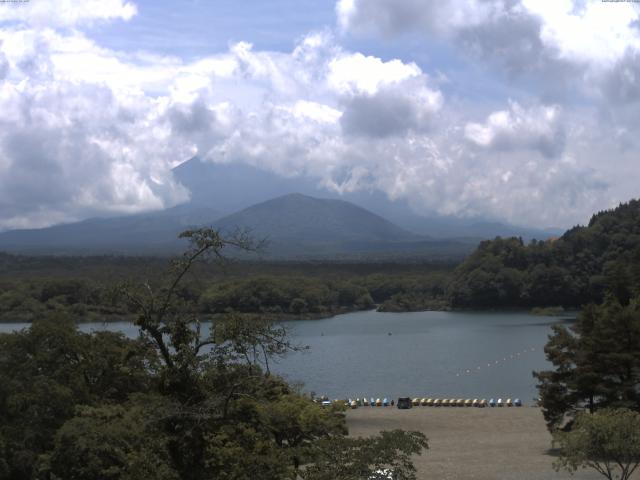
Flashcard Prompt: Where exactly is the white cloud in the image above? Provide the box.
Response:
[0,0,137,27]
[0,2,635,231]
[337,0,640,96]
[464,102,564,158]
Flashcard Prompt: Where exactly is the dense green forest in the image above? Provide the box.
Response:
[0,230,428,479]
[447,200,640,309]
[2,199,640,324]
[0,254,453,322]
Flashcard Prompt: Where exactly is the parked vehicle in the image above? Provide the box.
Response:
[396,397,412,409]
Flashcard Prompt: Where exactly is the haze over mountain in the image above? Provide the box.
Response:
[174,158,561,240]
[210,193,471,258]
[0,204,221,255]
[0,157,559,257]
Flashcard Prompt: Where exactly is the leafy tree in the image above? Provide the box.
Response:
[534,297,640,430]
[553,409,640,480]
[44,400,179,480]
[301,430,428,480]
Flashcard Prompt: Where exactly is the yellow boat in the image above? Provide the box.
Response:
[426,398,434,406]
[472,398,479,407]
[464,399,473,407]
[421,398,428,406]
[506,398,513,407]
[442,398,450,407]
[433,398,441,407]
[412,398,420,406]
[479,399,487,408]
[375,398,382,406]
[456,399,465,407]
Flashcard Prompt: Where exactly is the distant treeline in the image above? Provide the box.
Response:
[3,199,640,320]
[0,258,453,322]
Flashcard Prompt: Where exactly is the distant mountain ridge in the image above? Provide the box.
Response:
[173,157,560,240]
[0,157,559,257]
[0,204,221,255]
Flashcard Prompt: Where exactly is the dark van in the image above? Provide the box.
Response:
[396,397,412,409]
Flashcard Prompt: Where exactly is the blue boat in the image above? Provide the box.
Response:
[383,398,389,406]
[489,398,496,407]
[514,398,522,407]
[370,397,375,406]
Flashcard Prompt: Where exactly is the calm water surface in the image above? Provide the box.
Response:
[0,310,573,403]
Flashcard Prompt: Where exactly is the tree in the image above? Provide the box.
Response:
[553,409,640,480]
[0,228,429,479]
[534,296,640,430]
[300,430,428,480]
[116,228,429,479]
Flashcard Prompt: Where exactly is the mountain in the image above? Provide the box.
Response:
[0,157,557,257]
[173,157,560,240]
[212,193,473,258]
[0,204,221,255]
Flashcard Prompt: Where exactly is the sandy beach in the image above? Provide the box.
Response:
[347,406,620,480]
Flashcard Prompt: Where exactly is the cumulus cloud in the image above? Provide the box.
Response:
[337,0,640,98]
[0,1,635,231]
[464,102,565,158]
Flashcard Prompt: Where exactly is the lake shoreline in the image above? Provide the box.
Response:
[0,306,580,324]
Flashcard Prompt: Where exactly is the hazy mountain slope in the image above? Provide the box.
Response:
[214,193,419,242]
[173,157,559,240]
[211,193,474,258]
[0,204,221,254]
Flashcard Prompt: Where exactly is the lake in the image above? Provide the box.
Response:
[0,310,572,403]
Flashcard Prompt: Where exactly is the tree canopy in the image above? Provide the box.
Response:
[534,297,640,430]
[0,228,428,479]
[553,408,640,480]
[447,200,640,309]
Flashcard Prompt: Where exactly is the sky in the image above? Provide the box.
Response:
[0,0,639,231]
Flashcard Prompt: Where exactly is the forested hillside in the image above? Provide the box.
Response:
[447,200,640,308]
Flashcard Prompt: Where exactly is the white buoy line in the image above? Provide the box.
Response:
[454,347,537,377]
